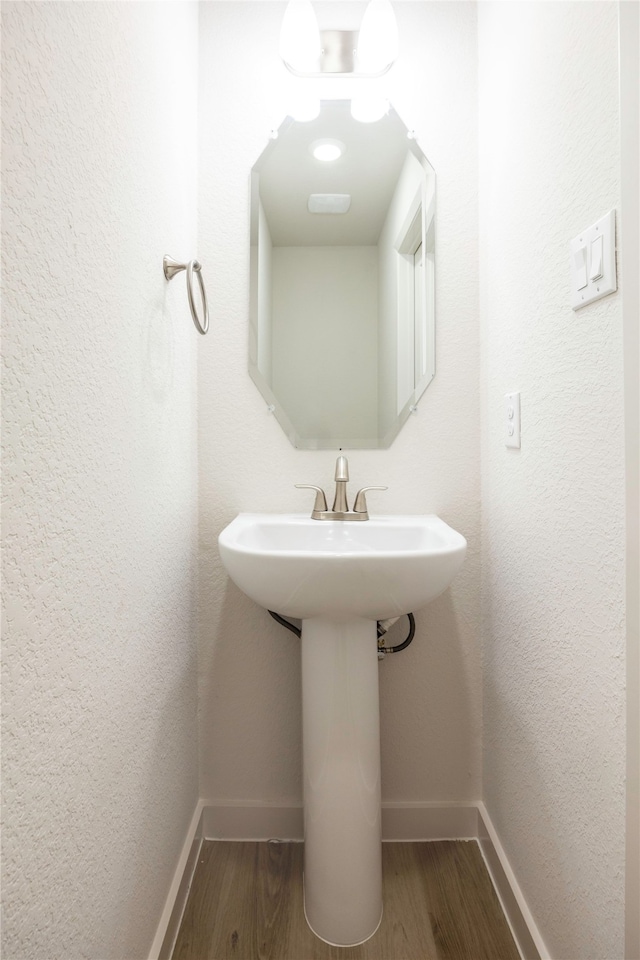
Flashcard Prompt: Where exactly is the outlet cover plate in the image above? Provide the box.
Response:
[505,392,521,449]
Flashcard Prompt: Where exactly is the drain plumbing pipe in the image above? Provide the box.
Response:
[267,610,416,658]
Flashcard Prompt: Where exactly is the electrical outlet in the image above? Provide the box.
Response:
[505,392,521,449]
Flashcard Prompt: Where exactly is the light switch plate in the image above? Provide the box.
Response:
[505,392,520,449]
[570,210,617,309]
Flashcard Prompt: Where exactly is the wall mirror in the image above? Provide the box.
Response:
[249,100,435,449]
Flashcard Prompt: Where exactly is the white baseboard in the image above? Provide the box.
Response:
[199,799,481,842]
[476,802,550,960]
[148,800,205,960]
[149,799,549,960]
[203,799,304,840]
[381,800,480,840]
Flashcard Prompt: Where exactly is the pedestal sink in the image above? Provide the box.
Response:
[218,513,466,946]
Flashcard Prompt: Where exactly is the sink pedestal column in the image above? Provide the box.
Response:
[301,617,382,947]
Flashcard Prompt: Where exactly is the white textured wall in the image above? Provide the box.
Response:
[478,4,626,957]
[1,3,200,958]
[198,1,480,806]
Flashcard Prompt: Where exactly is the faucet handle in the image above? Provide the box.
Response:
[353,486,388,517]
[295,484,328,515]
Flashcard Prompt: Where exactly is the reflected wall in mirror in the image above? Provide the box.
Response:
[249,100,435,449]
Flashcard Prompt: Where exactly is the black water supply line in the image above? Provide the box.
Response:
[377,611,416,654]
[268,610,302,637]
[267,610,416,657]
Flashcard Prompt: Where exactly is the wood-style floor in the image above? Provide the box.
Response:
[172,840,520,960]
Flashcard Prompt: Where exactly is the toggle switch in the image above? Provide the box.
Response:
[589,234,603,282]
[570,210,616,309]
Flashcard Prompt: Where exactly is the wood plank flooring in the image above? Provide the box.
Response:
[172,840,520,960]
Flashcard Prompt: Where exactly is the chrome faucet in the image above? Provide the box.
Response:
[296,456,387,521]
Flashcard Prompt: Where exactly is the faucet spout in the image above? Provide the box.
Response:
[334,456,349,482]
[332,456,350,513]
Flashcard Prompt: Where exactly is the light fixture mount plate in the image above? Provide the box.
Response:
[319,29,357,75]
[283,28,393,78]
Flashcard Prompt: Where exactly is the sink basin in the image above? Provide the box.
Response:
[218,513,467,621]
[217,511,466,947]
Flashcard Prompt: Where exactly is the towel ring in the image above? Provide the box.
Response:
[163,255,209,335]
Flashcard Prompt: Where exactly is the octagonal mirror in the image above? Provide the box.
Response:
[249,100,435,449]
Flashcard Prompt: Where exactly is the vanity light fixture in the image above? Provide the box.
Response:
[289,96,321,122]
[355,0,398,75]
[279,0,398,77]
[279,0,322,74]
[350,97,390,123]
[310,139,345,162]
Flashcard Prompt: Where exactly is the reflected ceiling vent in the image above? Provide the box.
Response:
[307,194,352,214]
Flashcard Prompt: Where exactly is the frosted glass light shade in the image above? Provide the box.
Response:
[356,0,399,74]
[350,97,389,123]
[279,0,322,74]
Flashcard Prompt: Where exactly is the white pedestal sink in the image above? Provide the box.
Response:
[218,513,466,946]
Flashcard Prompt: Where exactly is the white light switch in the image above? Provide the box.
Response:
[505,392,521,449]
[589,234,603,281]
[570,210,616,309]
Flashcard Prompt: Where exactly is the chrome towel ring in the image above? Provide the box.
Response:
[163,255,209,335]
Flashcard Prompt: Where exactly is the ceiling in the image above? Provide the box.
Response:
[255,100,413,246]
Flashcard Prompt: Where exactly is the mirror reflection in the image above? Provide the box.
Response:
[249,100,435,449]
